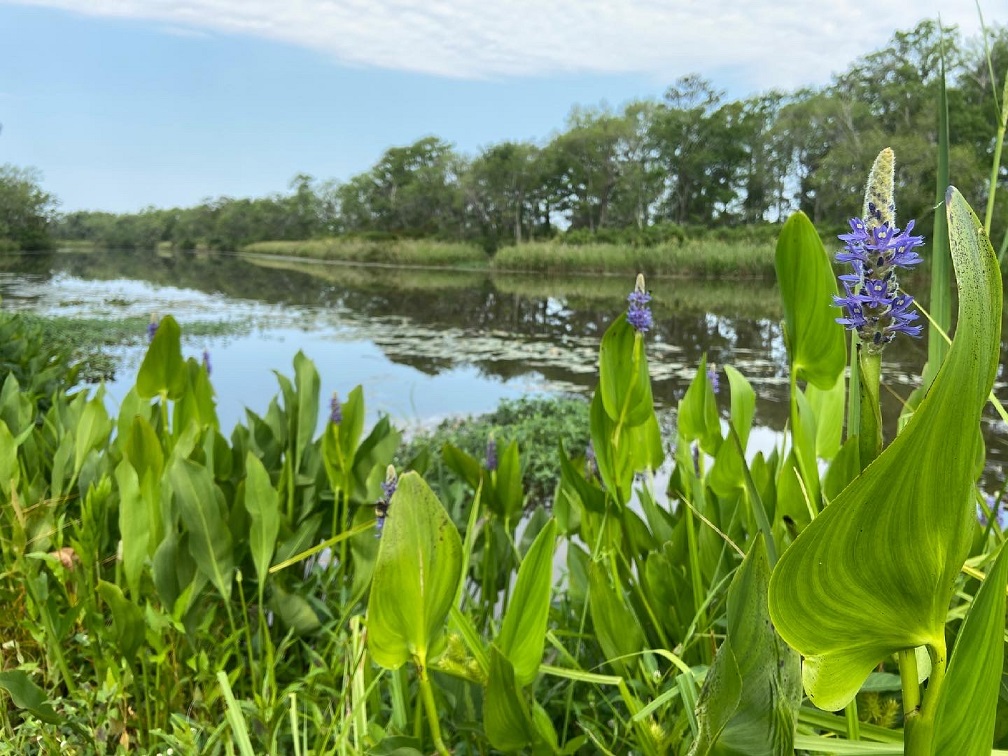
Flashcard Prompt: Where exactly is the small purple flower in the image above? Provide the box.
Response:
[486,436,497,472]
[375,465,397,537]
[832,217,924,352]
[147,315,159,342]
[707,363,719,394]
[202,348,212,376]
[627,273,653,334]
[330,392,342,425]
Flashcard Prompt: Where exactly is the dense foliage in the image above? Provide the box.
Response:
[47,21,1008,255]
[0,165,59,251]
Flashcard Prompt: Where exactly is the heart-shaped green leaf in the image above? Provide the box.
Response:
[367,471,462,669]
[768,188,1002,711]
[599,313,655,428]
[775,211,846,390]
[136,315,186,400]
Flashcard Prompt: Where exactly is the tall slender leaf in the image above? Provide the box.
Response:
[497,519,557,686]
[136,315,186,400]
[928,37,952,378]
[933,543,1008,754]
[244,452,280,598]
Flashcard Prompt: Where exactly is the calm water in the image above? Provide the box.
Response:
[1,248,1005,482]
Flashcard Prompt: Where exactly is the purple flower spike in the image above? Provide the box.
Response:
[147,315,159,342]
[707,363,720,394]
[330,392,342,425]
[833,216,924,353]
[627,273,653,334]
[202,348,212,376]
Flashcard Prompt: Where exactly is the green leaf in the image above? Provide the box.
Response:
[495,440,525,521]
[588,562,644,675]
[115,460,150,597]
[807,377,845,461]
[270,582,322,634]
[485,646,538,753]
[775,212,846,389]
[768,188,1002,711]
[598,313,655,428]
[74,392,111,477]
[136,315,186,400]
[0,670,62,725]
[168,457,235,602]
[367,471,463,669]
[690,536,801,756]
[678,354,722,455]
[932,543,1008,754]
[244,452,280,593]
[97,581,145,663]
[292,351,320,473]
[497,519,557,686]
[724,366,755,450]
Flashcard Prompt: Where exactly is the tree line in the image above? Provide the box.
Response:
[3,20,1006,254]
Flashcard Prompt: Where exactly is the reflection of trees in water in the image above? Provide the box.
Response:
[15,250,1008,478]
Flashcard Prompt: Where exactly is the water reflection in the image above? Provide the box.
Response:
[0,248,1004,486]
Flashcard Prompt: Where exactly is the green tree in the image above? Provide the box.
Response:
[0,165,58,250]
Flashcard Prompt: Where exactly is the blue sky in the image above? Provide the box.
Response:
[0,0,989,213]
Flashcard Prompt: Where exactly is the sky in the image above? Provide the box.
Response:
[0,0,993,213]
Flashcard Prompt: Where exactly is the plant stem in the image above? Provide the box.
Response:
[844,697,861,740]
[857,350,883,468]
[905,643,947,756]
[898,648,920,715]
[417,659,450,756]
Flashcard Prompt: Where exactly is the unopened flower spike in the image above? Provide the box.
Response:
[375,464,397,537]
[832,147,924,353]
[627,273,653,334]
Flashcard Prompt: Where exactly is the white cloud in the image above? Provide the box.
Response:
[8,0,990,90]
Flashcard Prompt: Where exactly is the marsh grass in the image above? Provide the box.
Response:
[492,238,777,277]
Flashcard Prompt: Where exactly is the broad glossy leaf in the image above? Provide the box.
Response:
[270,582,322,634]
[933,543,1008,754]
[168,458,235,602]
[768,188,1002,711]
[775,211,846,389]
[73,392,111,477]
[599,313,655,428]
[495,440,525,520]
[136,315,186,400]
[243,452,280,591]
[690,536,801,756]
[0,420,18,500]
[368,472,462,669]
[292,351,319,471]
[497,519,557,686]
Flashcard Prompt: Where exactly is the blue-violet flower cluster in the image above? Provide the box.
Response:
[627,273,653,334]
[832,217,924,352]
[485,436,497,472]
[330,392,342,425]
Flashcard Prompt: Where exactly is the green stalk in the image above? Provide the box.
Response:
[845,332,861,444]
[685,477,709,664]
[417,659,450,756]
[929,41,952,374]
[844,698,861,741]
[857,350,883,468]
[984,59,1008,237]
[905,644,947,756]
[898,648,920,716]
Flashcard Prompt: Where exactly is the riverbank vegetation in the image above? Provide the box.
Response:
[0,20,995,270]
